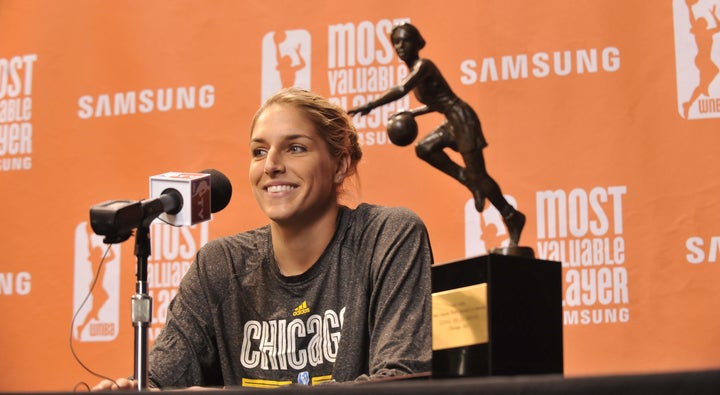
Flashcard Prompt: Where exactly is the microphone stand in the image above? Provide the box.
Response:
[91,182,228,391]
[132,224,152,391]
[130,198,169,391]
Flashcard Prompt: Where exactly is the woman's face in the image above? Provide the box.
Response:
[249,103,342,226]
[391,28,418,62]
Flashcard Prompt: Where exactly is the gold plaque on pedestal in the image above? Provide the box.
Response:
[432,283,488,351]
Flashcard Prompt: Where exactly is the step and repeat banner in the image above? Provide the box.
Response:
[1,0,719,391]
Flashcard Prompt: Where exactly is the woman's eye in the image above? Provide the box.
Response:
[289,145,307,153]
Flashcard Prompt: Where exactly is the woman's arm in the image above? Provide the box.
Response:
[348,60,429,116]
[363,207,434,379]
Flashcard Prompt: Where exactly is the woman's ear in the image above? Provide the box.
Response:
[335,155,351,183]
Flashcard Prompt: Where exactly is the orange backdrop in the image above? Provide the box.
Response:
[1,0,720,391]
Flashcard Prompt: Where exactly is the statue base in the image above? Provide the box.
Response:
[489,245,536,259]
[431,253,563,378]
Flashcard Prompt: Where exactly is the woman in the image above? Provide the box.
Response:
[349,22,525,247]
[94,88,433,390]
[682,4,720,118]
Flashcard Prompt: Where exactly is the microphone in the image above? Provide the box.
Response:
[90,169,232,243]
[148,168,233,226]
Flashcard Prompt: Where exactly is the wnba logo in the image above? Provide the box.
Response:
[673,0,720,119]
[72,222,120,342]
[260,29,312,102]
[464,196,519,256]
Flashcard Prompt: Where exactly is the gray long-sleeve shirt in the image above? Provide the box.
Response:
[148,203,433,389]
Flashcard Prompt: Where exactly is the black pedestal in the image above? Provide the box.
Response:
[431,254,563,377]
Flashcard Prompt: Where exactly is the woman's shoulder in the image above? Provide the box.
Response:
[195,225,271,275]
[350,203,426,228]
[202,225,270,252]
[417,57,438,69]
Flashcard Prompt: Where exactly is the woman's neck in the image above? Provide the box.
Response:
[270,205,340,276]
[405,56,420,68]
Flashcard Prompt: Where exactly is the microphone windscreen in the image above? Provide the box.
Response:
[200,169,232,213]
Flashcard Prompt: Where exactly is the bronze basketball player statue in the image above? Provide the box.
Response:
[348,22,532,257]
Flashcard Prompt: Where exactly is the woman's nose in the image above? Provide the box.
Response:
[264,149,285,175]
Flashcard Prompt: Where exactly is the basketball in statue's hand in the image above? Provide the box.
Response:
[386,111,418,147]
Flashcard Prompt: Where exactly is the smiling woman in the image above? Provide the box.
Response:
[93,87,434,391]
[248,93,356,239]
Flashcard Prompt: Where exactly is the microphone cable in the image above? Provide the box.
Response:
[69,243,120,392]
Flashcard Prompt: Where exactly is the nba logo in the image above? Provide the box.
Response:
[673,0,720,119]
[72,222,121,341]
[261,29,312,102]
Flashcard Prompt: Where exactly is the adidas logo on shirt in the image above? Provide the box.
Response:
[292,301,310,316]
